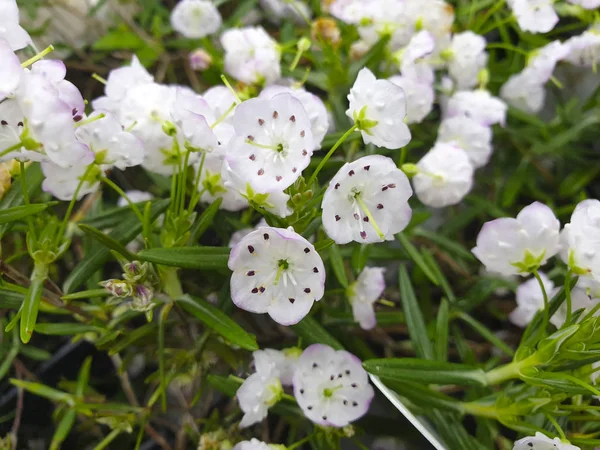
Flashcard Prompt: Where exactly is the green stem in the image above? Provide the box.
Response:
[0,142,23,159]
[484,353,540,385]
[20,261,49,344]
[288,434,315,450]
[19,161,37,241]
[307,125,357,185]
[21,45,54,68]
[461,402,501,419]
[101,177,145,225]
[545,412,566,440]
[162,267,183,299]
[565,269,573,325]
[92,429,122,450]
[532,269,549,331]
[56,164,95,245]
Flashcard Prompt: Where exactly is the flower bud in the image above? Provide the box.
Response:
[100,279,133,297]
[189,48,213,71]
[123,261,148,282]
[401,163,419,178]
[132,284,154,311]
[311,18,341,47]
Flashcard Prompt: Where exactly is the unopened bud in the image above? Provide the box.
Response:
[189,48,213,71]
[100,279,133,297]
[342,425,355,438]
[123,261,148,282]
[311,18,341,47]
[292,193,302,204]
[132,284,154,311]
[297,37,311,52]
[478,68,490,89]
[162,121,177,136]
[401,163,419,178]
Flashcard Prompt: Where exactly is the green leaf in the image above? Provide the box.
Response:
[455,311,514,357]
[61,289,110,301]
[109,322,157,355]
[0,347,18,380]
[399,265,434,360]
[10,379,74,404]
[158,303,172,411]
[396,233,439,286]
[92,26,145,51]
[82,202,153,230]
[328,244,349,288]
[78,224,136,261]
[0,164,43,237]
[363,358,488,387]
[322,311,405,327]
[291,315,344,350]
[0,203,51,224]
[176,295,258,351]
[63,199,170,293]
[188,198,222,245]
[0,288,24,309]
[137,246,230,270]
[421,249,456,303]
[76,357,92,396]
[412,228,475,261]
[501,157,529,208]
[435,299,450,362]
[383,379,464,413]
[50,410,76,450]
[34,323,101,336]
[20,264,47,344]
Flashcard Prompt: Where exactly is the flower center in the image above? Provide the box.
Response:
[273,259,290,285]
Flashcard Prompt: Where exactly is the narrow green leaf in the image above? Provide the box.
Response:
[10,379,74,404]
[363,358,488,387]
[176,295,258,351]
[34,323,101,336]
[82,202,152,229]
[61,289,109,301]
[328,244,349,288]
[0,288,24,309]
[501,158,529,208]
[412,228,475,261]
[322,311,405,327]
[50,410,76,450]
[421,249,456,303]
[396,233,439,286]
[137,246,230,270]
[291,315,344,350]
[455,311,514,357]
[399,265,434,360]
[20,263,48,344]
[314,238,334,253]
[0,203,51,224]
[383,379,463,413]
[158,303,172,412]
[0,164,43,237]
[188,198,222,245]
[18,345,52,361]
[0,347,18,380]
[435,299,450,362]
[78,224,136,260]
[63,199,170,293]
[109,322,157,355]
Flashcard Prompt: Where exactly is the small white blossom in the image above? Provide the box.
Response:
[508,0,558,34]
[553,284,600,328]
[233,439,273,450]
[412,143,474,208]
[328,0,374,24]
[226,93,314,192]
[260,85,329,150]
[472,202,561,276]
[118,190,153,207]
[560,199,600,278]
[0,40,22,101]
[526,41,570,83]
[436,116,492,168]
[346,68,411,150]
[500,70,546,114]
[0,0,32,50]
[445,31,488,90]
[31,60,85,121]
[254,348,301,386]
[259,0,312,24]
[396,30,435,77]
[567,0,600,8]
[349,267,386,330]
[203,86,238,125]
[41,161,102,201]
[509,272,557,328]
[564,27,600,68]
[221,27,281,85]
[197,154,249,212]
[228,226,325,325]
[293,344,375,427]
[513,433,580,450]
[322,155,413,244]
[446,90,507,127]
[170,0,222,39]
[388,75,434,124]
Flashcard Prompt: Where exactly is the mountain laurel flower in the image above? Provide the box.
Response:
[0,41,22,101]
[388,75,434,124]
[0,0,31,50]
[564,27,600,68]
[322,155,413,244]
[412,143,474,208]
[509,272,558,328]
[446,90,507,127]
[513,433,580,450]
[444,31,488,90]
[170,0,222,39]
[233,439,275,450]
[293,344,375,427]
[260,85,329,150]
[221,27,281,85]
[226,93,314,192]
[508,0,558,34]
[436,116,493,168]
[500,70,546,114]
[228,226,325,325]
[346,68,411,150]
[472,201,561,276]
[348,267,386,330]
[560,199,600,278]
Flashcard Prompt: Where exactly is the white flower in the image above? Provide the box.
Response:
[472,202,561,276]
[233,439,273,450]
[553,285,600,328]
[446,90,507,127]
[41,161,102,201]
[237,369,282,427]
[92,55,154,118]
[564,27,600,68]
[445,31,488,90]
[203,86,237,125]
[197,154,249,212]
[75,113,143,170]
[260,85,329,150]
[567,0,600,8]
[388,75,434,124]
[513,432,580,450]
[575,276,600,299]
[0,0,31,50]
[31,60,85,121]
[526,41,570,83]
[346,68,411,150]
[226,93,314,192]
[396,30,436,77]
[322,155,413,244]
[259,0,312,24]
[509,272,557,328]
[221,27,281,85]
[436,116,492,168]
[349,267,386,330]
[170,0,222,39]
[560,199,600,278]
[328,0,375,24]
[228,219,268,248]
[117,190,153,207]
[254,348,301,386]
[0,40,21,101]
[508,0,558,34]
[293,344,375,427]
[500,70,546,114]
[228,226,325,325]
[412,143,474,208]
